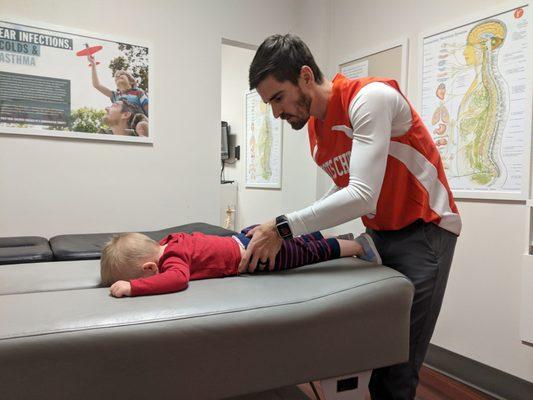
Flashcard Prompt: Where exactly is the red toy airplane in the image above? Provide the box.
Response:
[76,43,103,66]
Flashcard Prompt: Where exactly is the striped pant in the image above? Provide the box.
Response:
[236,225,341,271]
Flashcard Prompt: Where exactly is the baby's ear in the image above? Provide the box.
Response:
[141,261,158,275]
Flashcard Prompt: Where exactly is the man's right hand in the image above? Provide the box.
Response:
[238,220,282,273]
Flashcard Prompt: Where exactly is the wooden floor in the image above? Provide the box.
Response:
[415,366,498,400]
[297,365,498,400]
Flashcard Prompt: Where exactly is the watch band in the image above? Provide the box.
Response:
[275,215,293,240]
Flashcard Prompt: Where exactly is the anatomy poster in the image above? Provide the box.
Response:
[420,6,529,198]
[245,90,283,189]
[0,20,150,141]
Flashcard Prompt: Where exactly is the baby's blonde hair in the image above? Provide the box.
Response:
[100,232,160,286]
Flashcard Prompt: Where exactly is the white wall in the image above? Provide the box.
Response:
[327,0,533,382]
[220,0,331,230]
[0,0,327,237]
[221,43,318,229]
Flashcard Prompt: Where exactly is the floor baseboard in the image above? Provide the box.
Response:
[424,344,533,400]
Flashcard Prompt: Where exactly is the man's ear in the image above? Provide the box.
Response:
[121,111,132,122]
[141,261,158,275]
[300,66,315,86]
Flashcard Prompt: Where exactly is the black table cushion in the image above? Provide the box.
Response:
[50,223,237,261]
[0,236,53,265]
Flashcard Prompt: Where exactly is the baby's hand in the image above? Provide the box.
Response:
[110,281,131,298]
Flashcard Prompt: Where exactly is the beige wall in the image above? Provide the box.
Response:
[327,0,533,382]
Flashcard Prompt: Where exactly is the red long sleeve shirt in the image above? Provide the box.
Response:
[130,233,241,296]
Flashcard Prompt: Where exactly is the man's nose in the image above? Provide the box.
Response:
[271,103,282,119]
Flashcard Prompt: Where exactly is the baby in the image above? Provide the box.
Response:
[100,226,381,298]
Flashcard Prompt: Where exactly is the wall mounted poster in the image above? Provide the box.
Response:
[420,5,530,199]
[340,60,369,79]
[245,90,282,189]
[0,20,151,142]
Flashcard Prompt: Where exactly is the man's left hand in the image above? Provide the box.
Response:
[238,220,282,273]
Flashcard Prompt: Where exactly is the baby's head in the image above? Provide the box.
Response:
[100,233,161,286]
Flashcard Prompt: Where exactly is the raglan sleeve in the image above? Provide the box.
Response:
[286,82,400,235]
[130,251,190,296]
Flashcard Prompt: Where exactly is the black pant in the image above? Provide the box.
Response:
[367,220,457,400]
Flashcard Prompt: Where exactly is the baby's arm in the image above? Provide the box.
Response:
[109,262,190,298]
[89,58,113,98]
[132,264,190,296]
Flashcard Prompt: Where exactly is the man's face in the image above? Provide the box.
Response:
[256,74,311,130]
[103,101,127,126]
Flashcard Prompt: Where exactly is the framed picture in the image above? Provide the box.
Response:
[245,90,282,189]
[419,2,531,200]
[0,18,152,143]
[338,38,409,92]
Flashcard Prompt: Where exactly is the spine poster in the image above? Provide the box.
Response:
[245,90,283,189]
[420,6,529,198]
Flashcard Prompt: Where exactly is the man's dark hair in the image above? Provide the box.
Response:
[249,34,324,90]
[119,99,143,116]
[118,100,146,130]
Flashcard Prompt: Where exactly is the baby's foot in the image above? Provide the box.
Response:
[354,233,382,264]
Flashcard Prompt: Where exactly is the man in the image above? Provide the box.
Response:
[103,100,148,136]
[240,34,461,400]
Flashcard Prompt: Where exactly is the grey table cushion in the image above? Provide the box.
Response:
[0,259,101,295]
[49,222,237,261]
[0,236,53,265]
[0,258,413,400]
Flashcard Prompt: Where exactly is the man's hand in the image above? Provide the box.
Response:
[238,220,282,273]
[110,281,132,298]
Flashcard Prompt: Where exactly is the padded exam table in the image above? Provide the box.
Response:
[0,226,413,400]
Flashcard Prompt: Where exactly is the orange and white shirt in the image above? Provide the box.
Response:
[286,74,461,236]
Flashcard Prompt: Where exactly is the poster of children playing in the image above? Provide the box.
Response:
[0,20,150,141]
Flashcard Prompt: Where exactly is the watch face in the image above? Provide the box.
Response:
[278,223,291,237]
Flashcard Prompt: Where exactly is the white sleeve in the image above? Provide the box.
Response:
[286,82,405,236]
[316,182,341,203]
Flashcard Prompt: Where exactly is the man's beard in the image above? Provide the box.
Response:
[282,90,311,130]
